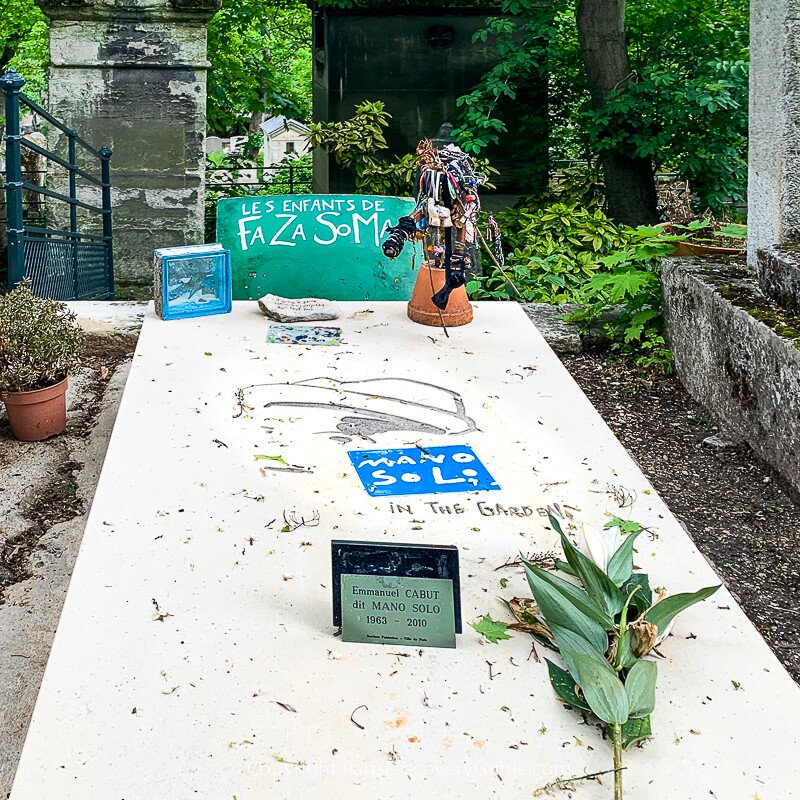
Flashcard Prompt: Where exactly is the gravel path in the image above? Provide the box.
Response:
[562,353,800,683]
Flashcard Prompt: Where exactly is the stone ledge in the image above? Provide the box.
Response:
[662,256,800,494]
[521,302,582,353]
[758,246,800,313]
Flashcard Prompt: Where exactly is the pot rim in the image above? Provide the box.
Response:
[0,375,68,404]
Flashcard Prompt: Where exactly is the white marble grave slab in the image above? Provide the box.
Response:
[10,302,800,800]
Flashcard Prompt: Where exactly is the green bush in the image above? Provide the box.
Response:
[0,281,83,393]
[472,202,631,304]
[469,202,683,370]
[307,101,417,196]
[499,201,626,256]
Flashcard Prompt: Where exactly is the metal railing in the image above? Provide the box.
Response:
[1,68,114,299]
[204,160,312,241]
[206,160,313,194]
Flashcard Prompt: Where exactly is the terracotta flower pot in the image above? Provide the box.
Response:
[1,377,69,441]
[672,240,745,257]
[657,223,745,257]
[407,263,473,328]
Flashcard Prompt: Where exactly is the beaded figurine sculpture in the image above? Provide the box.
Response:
[381,140,503,313]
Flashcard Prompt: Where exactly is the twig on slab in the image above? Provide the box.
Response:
[533,767,626,797]
[350,704,368,730]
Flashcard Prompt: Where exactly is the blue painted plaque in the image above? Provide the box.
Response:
[348,444,500,497]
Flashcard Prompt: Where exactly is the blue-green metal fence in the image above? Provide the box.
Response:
[1,68,114,299]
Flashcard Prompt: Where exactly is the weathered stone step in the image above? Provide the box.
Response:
[758,246,800,313]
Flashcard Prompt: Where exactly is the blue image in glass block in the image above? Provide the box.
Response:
[156,246,232,320]
[348,444,500,497]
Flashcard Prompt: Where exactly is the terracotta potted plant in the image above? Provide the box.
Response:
[659,220,747,256]
[0,281,83,441]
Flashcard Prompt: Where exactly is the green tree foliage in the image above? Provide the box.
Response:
[307,101,419,195]
[0,0,49,102]
[207,0,311,135]
[455,0,749,216]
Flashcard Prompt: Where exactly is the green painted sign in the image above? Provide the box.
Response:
[341,574,456,649]
[215,195,418,301]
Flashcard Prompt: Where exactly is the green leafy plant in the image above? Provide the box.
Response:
[206,149,256,173]
[468,203,631,304]
[0,0,49,103]
[510,513,719,799]
[0,280,83,393]
[207,0,311,135]
[306,101,417,196]
[566,225,681,369]
[468,202,683,370]
[453,0,748,218]
[668,219,747,248]
[307,101,496,196]
[498,201,628,258]
[586,59,749,215]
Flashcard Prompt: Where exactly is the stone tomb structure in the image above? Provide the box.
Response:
[8,303,800,798]
[662,0,800,494]
[310,0,548,200]
[37,0,220,296]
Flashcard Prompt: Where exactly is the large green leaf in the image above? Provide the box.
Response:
[559,532,625,619]
[625,659,657,718]
[645,585,721,635]
[550,623,609,679]
[470,614,512,644]
[621,573,652,616]
[525,562,613,628]
[566,651,629,724]
[524,564,611,653]
[606,529,643,586]
[547,511,565,536]
[554,559,577,577]
[621,715,652,749]
[545,658,591,713]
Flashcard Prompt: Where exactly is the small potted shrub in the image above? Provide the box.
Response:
[0,281,83,441]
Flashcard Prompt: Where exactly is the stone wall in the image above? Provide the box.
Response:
[39,0,220,297]
[662,257,800,494]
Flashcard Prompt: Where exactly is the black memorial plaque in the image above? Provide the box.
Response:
[331,540,462,633]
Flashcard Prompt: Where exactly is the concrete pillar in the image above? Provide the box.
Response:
[37,0,220,297]
[748,0,800,264]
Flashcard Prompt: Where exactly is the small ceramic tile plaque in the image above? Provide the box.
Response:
[331,540,461,634]
[266,324,342,345]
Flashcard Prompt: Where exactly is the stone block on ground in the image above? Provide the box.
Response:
[662,256,800,494]
[758,246,800,313]
[521,302,582,353]
[66,300,146,354]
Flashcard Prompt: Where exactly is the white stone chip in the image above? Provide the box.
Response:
[257,294,340,323]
